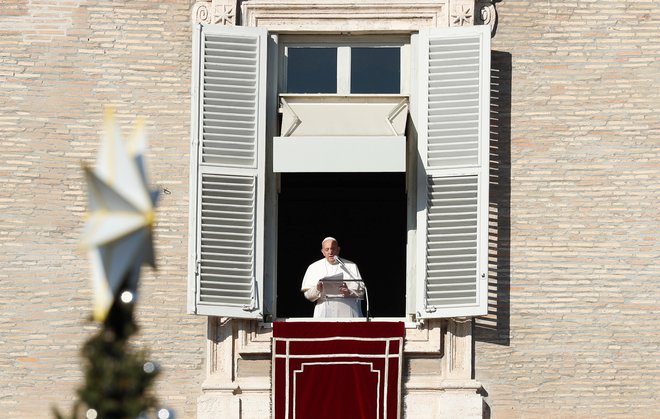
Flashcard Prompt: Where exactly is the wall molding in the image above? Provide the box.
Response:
[192,0,499,34]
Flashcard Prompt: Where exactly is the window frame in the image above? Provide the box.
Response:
[188,25,491,323]
[278,34,411,95]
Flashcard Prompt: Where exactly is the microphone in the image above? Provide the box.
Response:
[335,256,356,281]
[334,255,346,267]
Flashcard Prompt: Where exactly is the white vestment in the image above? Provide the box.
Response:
[301,258,365,318]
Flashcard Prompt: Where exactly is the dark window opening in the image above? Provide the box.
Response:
[276,172,407,318]
[286,47,337,93]
[351,47,400,94]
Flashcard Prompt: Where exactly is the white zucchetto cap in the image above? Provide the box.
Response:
[321,236,338,245]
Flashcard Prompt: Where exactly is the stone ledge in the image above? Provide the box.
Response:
[201,376,271,392]
[241,0,447,31]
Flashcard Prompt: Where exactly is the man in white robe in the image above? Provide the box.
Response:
[301,237,365,318]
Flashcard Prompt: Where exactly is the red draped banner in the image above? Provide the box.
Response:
[273,322,404,419]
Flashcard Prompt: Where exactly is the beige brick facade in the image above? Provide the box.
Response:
[0,1,657,418]
[475,1,660,417]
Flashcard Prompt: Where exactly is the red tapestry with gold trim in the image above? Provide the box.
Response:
[273,322,404,419]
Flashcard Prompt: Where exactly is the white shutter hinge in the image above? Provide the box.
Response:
[415,312,425,328]
[242,276,259,312]
[192,259,200,313]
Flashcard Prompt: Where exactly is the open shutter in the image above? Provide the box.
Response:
[188,25,267,318]
[415,26,490,319]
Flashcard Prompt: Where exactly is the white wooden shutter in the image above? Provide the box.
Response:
[415,26,490,319]
[188,25,267,318]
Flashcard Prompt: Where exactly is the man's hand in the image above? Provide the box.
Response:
[339,283,350,296]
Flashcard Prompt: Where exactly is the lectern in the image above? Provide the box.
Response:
[318,277,367,318]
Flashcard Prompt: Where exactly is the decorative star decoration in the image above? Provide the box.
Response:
[452,5,473,26]
[214,4,235,26]
[81,108,158,322]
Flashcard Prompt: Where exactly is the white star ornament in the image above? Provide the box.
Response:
[81,109,158,322]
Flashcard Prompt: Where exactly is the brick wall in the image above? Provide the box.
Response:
[0,1,206,417]
[475,1,660,417]
[0,0,658,418]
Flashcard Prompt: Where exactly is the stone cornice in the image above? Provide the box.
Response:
[192,0,499,35]
[241,0,447,31]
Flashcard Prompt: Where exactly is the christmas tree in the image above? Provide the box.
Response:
[54,287,162,419]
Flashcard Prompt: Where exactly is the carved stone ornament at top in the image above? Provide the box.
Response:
[477,0,499,33]
[450,3,473,26]
[193,0,236,25]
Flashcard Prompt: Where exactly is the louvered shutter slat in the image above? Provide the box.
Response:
[199,173,254,307]
[416,26,490,319]
[201,32,260,168]
[425,176,479,308]
[188,25,266,318]
[427,35,483,169]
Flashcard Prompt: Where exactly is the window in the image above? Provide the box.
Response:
[188,24,491,322]
[351,47,401,93]
[286,47,337,93]
[281,36,409,95]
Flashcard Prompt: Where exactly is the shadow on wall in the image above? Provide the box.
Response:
[474,50,512,347]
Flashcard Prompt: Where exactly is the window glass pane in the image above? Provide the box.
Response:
[287,47,337,93]
[351,47,400,94]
